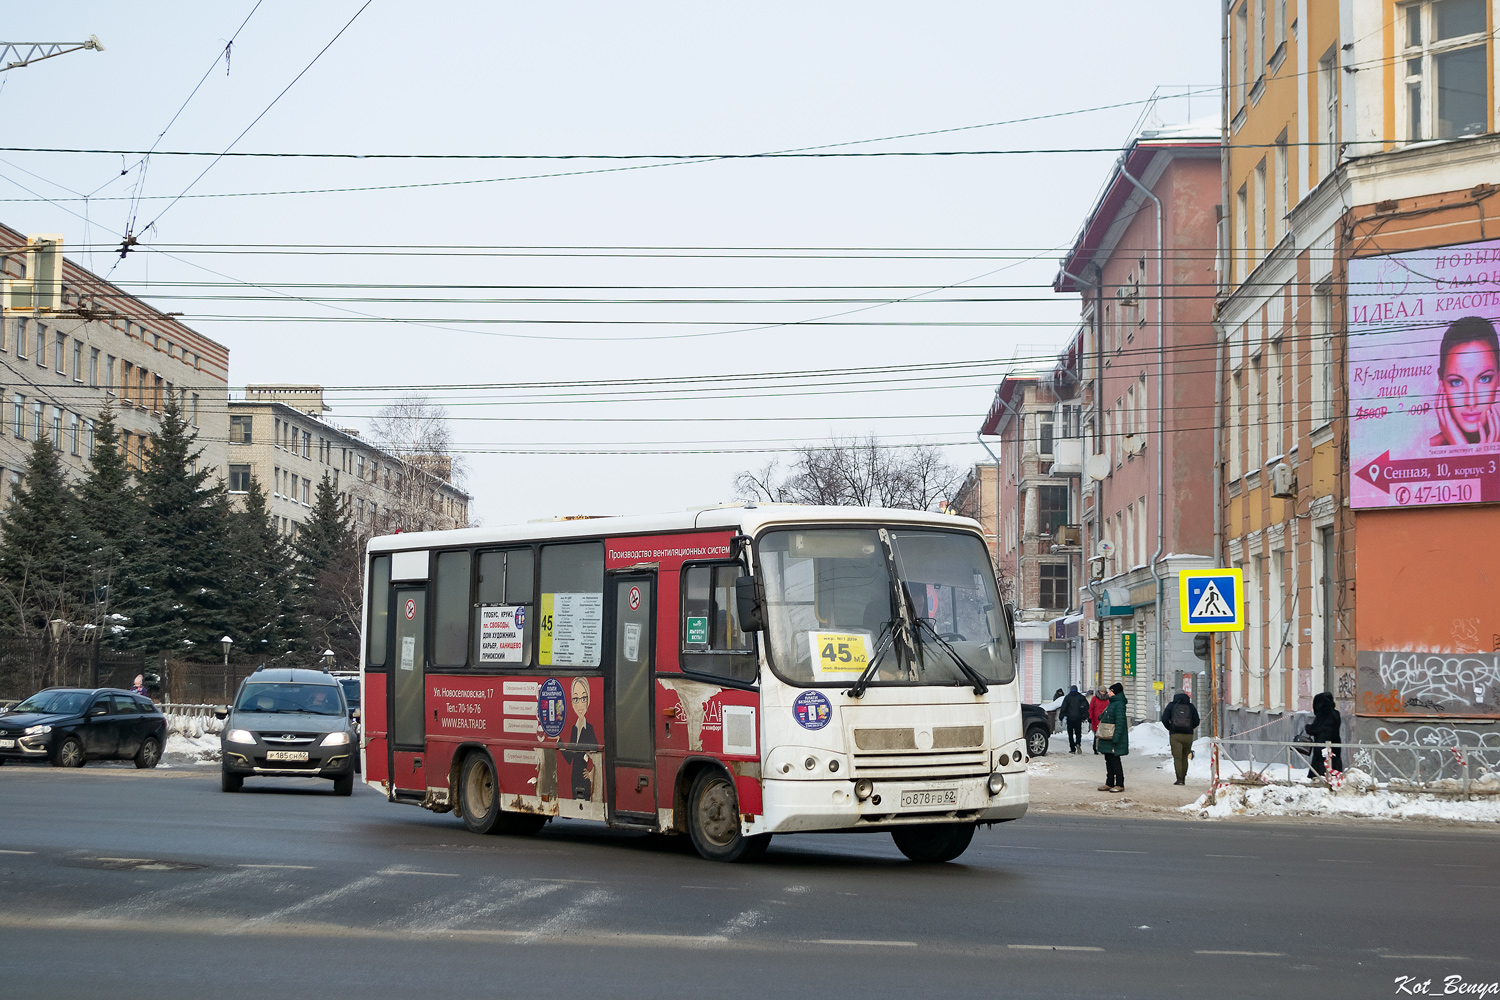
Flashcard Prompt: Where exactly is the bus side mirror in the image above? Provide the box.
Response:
[735,576,764,632]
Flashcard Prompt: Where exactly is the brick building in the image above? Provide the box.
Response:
[227,386,470,539]
[0,225,230,497]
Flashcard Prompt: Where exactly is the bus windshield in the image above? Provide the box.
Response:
[757,527,1014,688]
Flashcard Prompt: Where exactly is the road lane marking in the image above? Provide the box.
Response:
[380,868,460,877]
[1008,945,1104,952]
[0,849,35,855]
[1196,950,1285,956]
[521,888,613,941]
[1317,859,1371,863]
[247,875,385,925]
[80,868,262,919]
[1380,954,1469,961]
[239,864,315,870]
[1095,850,1146,855]
[404,879,563,934]
[715,909,765,937]
[1205,854,1257,859]
[813,939,917,947]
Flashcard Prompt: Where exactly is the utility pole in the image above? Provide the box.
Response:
[0,36,104,72]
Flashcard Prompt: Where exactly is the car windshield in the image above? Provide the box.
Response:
[758,527,1015,687]
[12,690,90,715]
[235,682,344,716]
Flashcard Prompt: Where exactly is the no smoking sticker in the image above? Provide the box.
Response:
[628,586,641,610]
[404,598,416,620]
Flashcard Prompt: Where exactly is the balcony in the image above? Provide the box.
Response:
[1048,438,1083,476]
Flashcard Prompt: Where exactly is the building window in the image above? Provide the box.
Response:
[301,477,310,505]
[1038,485,1069,536]
[89,348,99,387]
[1039,563,1070,611]
[1274,133,1288,242]
[1255,0,1265,70]
[87,419,95,459]
[1320,51,1339,176]
[302,431,311,459]
[229,465,252,492]
[50,406,61,447]
[1255,159,1267,255]
[15,318,27,359]
[1038,412,1055,456]
[229,414,252,444]
[1313,284,1334,424]
[68,412,79,455]
[1235,3,1249,107]
[356,455,365,480]
[1402,0,1488,141]
[105,355,115,393]
[191,394,200,426]
[12,395,23,439]
[35,324,46,366]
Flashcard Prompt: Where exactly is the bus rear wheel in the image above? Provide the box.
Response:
[459,752,502,834]
[891,822,976,863]
[687,769,770,862]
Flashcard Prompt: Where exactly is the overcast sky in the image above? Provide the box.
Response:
[1,2,1219,526]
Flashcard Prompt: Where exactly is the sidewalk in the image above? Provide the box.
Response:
[1025,723,1208,818]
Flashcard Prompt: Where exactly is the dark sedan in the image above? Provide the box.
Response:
[1021,703,1053,757]
[0,688,166,768]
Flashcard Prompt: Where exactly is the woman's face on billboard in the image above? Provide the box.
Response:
[1441,341,1499,435]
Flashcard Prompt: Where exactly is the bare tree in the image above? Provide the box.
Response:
[735,436,961,512]
[367,393,467,533]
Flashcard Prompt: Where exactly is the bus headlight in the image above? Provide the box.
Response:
[853,778,874,801]
[987,772,1006,796]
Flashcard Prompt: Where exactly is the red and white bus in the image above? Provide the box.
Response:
[361,505,1027,862]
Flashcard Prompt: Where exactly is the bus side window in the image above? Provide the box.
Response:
[538,542,604,668]
[680,562,757,684]
[368,555,391,667]
[474,548,534,667]
[433,550,471,668]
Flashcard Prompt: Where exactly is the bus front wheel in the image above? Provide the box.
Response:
[891,822,976,863]
[687,769,770,862]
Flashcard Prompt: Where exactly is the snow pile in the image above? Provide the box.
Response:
[160,731,220,767]
[1186,768,1500,823]
[1129,721,1174,757]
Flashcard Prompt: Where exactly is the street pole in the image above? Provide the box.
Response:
[1210,636,1220,792]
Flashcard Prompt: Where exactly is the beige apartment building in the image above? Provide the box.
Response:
[227,386,470,539]
[0,225,230,497]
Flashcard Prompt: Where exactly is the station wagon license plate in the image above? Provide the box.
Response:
[0,739,13,748]
[900,787,957,809]
[265,750,308,762]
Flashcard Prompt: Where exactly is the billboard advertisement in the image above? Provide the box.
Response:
[1348,238,1500,510]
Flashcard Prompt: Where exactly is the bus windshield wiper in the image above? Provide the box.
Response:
[847,620,897,699]
[916,618,988,695]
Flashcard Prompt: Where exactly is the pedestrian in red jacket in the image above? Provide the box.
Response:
[1088,688,1110,755]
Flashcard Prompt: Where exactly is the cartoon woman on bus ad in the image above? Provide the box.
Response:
[1429,315,1500,448]
[557,677,602,801]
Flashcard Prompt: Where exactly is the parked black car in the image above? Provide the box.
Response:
[1020,703,1053,757]
[0,687,166,768]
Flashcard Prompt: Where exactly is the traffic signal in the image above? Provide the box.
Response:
[1193,633,1212,660]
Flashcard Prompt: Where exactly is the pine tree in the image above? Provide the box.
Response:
[0,434,89,682]
[75,403,142,645]
[296,472,360,666]
[226,474,302,658]
[125,394,234,656]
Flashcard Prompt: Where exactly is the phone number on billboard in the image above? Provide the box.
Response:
[1393,480,1480,506]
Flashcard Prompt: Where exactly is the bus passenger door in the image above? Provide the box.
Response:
[606,573,657,823]
[390,588,427,798]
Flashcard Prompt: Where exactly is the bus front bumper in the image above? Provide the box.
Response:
[750,771,1028,836]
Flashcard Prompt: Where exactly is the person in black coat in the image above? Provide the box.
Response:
[1059,685,1090,754]
[1304,691,1344,779]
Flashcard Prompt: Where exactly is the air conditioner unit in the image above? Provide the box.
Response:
[1086,620,1101,641]
[1089,557,1106,580]
[1271,461,1297,499]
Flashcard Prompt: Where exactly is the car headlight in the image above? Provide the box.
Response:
[225,729,256,744]
[320,732,350,746]
[23,724,51,735]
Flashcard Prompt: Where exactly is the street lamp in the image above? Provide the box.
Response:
[220,636,233,701]
[322,648,336,671]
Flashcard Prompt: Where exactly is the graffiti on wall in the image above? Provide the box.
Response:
[1356,650,1500,717]
[1350,719,1500,779]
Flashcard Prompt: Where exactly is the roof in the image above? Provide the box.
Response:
[367,503,982,553]
[1053,128,1220,293]
[977,373,1041,437]
[247,667,338,684]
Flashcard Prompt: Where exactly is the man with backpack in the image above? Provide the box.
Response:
[1160,691,1200,785]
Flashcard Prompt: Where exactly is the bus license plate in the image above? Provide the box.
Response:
[266,750,308,762]
[900,788,957,809]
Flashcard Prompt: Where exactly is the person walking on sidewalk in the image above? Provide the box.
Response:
[1096,682,1129,793]
[1160,692,1200,785]
[1088,687,1110,754]
[1059,685,1089,754]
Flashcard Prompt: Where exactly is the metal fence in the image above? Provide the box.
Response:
[1209,737,1500,798]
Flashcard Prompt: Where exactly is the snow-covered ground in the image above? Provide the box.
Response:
[160,712,222,767]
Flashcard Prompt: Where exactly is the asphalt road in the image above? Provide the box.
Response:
[1,762,1495,999]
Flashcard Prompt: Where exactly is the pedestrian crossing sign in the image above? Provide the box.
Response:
[1179,569,1244,632]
